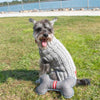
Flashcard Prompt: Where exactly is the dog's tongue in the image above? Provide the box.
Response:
[42,40,47,47]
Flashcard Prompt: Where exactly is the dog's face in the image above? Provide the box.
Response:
[29,18,57,49]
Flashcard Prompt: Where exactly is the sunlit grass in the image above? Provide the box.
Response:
[0,16,100,100]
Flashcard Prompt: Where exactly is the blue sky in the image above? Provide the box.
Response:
[0,0,21,3]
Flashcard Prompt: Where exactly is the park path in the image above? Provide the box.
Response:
[0,11,100,17]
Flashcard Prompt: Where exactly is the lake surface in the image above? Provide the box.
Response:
[0,0,100,12]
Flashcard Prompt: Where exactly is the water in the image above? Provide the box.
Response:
[0,0,100,12]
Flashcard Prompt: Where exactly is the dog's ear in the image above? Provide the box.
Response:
[29,18,36,24]
[50,18,57,26]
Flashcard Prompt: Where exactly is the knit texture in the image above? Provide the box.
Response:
[39,36,77,81]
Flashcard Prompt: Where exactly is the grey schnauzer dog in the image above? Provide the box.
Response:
[29,18,90,85]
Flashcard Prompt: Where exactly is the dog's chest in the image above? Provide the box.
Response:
[39,37,68,66]
[39,45,58,64]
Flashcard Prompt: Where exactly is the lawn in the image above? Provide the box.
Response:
[0,16,100,100]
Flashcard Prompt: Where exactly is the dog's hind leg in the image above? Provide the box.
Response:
[49,71,58,80]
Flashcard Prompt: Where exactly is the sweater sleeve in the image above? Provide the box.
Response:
[41,54,53,64]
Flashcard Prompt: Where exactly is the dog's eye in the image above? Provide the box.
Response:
[36,28,42,32]
[48,28,52,32]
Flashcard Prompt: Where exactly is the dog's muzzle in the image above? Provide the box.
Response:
[43,33,48,38]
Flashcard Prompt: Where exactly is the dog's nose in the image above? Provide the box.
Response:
[43,33,48,37]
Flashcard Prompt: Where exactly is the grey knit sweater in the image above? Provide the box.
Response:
[39,36,77,81]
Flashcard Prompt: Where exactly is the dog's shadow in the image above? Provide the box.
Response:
[0,69,39,83]
[0,70,63,99]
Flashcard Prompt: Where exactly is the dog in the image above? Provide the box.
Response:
[29,18,90,85]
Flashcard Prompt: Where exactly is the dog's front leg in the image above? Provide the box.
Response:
[35,59,50,84]
[36,59,51,84]
[39,59,51,76]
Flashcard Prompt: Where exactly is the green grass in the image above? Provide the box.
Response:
[0,16,100,100]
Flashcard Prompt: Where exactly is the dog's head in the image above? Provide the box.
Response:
[29,18,57,49]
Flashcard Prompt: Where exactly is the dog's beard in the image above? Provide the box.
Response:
[34,33,53,49]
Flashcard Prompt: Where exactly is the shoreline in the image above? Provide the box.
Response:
[0,10,100,17]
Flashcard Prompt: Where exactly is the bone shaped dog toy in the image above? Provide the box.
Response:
[36,74,76,98]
